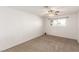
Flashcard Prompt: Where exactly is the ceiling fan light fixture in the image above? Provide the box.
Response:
[43,6,60,17]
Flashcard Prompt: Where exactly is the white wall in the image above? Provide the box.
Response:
[77,12,79,40]
[0,7,44,51]
[45,13,78,39]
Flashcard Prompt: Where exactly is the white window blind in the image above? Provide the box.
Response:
[52,18,67,27]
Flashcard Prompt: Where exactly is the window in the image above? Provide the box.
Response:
[52,18,67,27]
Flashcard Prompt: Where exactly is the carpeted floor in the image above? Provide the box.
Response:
[3,35,79,52]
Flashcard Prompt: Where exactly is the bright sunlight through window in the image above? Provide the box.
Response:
[52,18,66,27]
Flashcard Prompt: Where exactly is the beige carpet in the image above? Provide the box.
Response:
[3,35,79,52]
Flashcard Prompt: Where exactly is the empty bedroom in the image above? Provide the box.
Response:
[0,6,79,52]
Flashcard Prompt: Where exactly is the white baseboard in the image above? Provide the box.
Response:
[1,33,43,51]
[47,33,77,40]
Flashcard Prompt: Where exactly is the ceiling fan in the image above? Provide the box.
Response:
[42,6,60,18]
